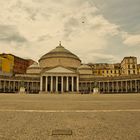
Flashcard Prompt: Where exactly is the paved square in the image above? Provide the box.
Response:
[0,93,140,140]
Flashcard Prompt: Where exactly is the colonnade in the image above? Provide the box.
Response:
[40,75,79,93]
[79,80,140,93]
[99,80,140,93]
[1,77,140,94]
[0,80,40,93]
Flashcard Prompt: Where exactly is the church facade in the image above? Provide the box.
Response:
[0,43,140,94]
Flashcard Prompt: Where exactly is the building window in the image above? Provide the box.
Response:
[133,70,135,74]
[127,59,130,63]
[128,70,130,74]
[130,59,132,63]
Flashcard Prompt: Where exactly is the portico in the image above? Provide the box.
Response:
[40,66,79,93]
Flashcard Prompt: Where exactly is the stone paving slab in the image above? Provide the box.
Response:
[52,129,72,135]
[0,94,139,140]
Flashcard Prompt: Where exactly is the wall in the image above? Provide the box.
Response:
[0,56,13,76]
[39,57,81,69]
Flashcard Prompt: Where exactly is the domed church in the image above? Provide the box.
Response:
[22,42,94,94]
[38,42,81,93]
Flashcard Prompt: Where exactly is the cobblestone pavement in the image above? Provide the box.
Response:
[0,93,140,140]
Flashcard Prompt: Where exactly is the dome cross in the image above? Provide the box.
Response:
[59,41,62,46]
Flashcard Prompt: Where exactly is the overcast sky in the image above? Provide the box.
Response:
[0,0,140,64]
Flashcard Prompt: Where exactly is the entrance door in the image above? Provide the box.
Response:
[58,77,61,93]
[58,83,61,92]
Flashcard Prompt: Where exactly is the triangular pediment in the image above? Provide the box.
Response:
[45,66,75,74]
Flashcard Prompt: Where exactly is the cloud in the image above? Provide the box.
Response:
[0,0,139,63]
[123,34,140,46]
[0,0,121,63]
[37,34,52,42]
[89,15,119,36]
[0,25,27,43]
[79,51,118,63]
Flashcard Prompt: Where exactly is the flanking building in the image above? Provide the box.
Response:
[0,53,35,75]
[0,43,140,94]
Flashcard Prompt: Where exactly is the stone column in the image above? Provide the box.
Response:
[108,82,110,93]
[51,76,53,92]
[35,82,38,92]
[77,76,79,92]
[0,80,1,92]
[10,81,12,92]
[32,82,34,92]
[66,76,69,92]
[130,80,132,93]
[37,82,39,92]
[72,76,74,92]
[121,81,123,93]
[138,80,140,93]
[89,82,91,93]
[112,82,114,93]
[135,80,137,93]
[56,76,58,92]
[11,81,13,92]
[27,82,29,93]
[40,76,43,92]
[3,81,5,93]
[98,82,100,93]
[34,82,36,92]
[8,81,10,92]
[18,81,19,92]
[46,76,48,92]
[116,81,119,93]
[36,82,38,92]
[126,81,128,93]
[61,76,63,93]
[103,82,105,93]
[13,81,15,93]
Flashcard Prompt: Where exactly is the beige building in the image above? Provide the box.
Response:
[121,56,138,75]
[88,63,121,77]
[0,43,140,94]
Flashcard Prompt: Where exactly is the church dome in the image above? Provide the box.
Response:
[78,64,92,74]
[78,64,92,70]
[26,62,41,74]
[39,43,81,69]
[28,62,40,68]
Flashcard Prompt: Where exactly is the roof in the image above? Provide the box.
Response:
[40,65,77,74]
[124,56,137,59]
[27,62,41,69]
[39,43,81,62]
[121,56,137,64]
[78,64,92,70]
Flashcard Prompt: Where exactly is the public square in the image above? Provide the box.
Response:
[0,93,140,140]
